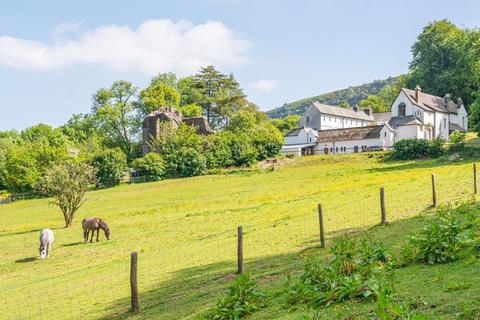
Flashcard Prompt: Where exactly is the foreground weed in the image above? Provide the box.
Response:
[212,274,265,320]
[284,237,391,309]
[403,200,479,265]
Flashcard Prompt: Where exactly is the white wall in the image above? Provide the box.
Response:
[285,128,318,145]
[391,92,415,117]
[319,115,370,130]
[450,104,468,131]
[395,125,422,141]
[313,127,394,155]
[435,112,449,140]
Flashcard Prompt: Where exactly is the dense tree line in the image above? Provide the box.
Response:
[0,66,283,193]
[360,19,480,130]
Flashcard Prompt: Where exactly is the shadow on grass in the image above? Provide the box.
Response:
[15,257,37,263]
[0,226,64,238]
[62,241,84,247]
[371,157,472,173]
[96,213,437,320]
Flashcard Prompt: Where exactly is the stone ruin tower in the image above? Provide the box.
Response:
[142,106,213,155]
[142,107,183,155]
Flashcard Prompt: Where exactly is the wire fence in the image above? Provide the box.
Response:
[2,161,479,319]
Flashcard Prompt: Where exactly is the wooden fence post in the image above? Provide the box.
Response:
[130,252,139,313]
[380,187,386,225]
[237,226,243,274]
[474,162,478,194]
[431,173,437,208]
[318,204,325,248]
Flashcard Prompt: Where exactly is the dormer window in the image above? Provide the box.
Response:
[398,102,406,116]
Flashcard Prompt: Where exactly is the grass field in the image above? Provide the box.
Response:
[0,151,479,319]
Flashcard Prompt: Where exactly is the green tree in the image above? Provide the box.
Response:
[269,115,301,135]
[193,65,246,128]
[178,76,203,107]
[137,83,181,115]
[358,95,388,112]
[132,153,165,181]
[39,161,97,227]
[90,149,127,188]
[91,80,139,160]
[61,113,99,144]
[339,101,350,109]
[407,20,480,106]
[150,72,178,88]
[178,103,203,117]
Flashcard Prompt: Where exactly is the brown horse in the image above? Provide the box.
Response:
[82,218,111,243]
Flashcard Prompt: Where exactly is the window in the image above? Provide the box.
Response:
[330,147,333,152]
[444,118,446,128]
[323,116,325,121]
[335,147,338,153]
[306,116,310,125]
[398,102,406,116]
[384,131,387,137]
[463,117,465,127]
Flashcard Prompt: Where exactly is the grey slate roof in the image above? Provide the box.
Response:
[402,88,460,114]
[449,122,467,133]
[312,102,375,121]
[373,112,391,124]
[388,116,423,128]
[316,125,386,143]
[285,128,302,137]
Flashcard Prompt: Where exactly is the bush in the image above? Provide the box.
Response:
[404,202,475,265]
[252,123,284,160]
[132,153,166,182]
[90,149,127,188]
[230,135,258,167]
[212,274,264,320]
[284,237,391,308]
[389,138,444,160]
[204,132,234,168]
[164,147,207,177]
[449,130,466,152]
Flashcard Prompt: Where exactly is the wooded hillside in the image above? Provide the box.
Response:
[267,76,399,118]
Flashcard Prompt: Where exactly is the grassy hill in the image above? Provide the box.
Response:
[1,151,479,319]
[266,77,399,118]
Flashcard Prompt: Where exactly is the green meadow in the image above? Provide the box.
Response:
[0,152,478,319]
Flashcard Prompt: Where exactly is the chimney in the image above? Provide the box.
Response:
[352,105,358,112]
[363,108,371,116]
[415,85,422,102]
[457,97,463,108]
[444,93,451,105]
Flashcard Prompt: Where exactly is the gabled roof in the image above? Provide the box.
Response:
[401,88,459,114]
[449,122,467,133]
[388,115,423,128]
[312,102,375,121]
[373,112,391,124]
[316,125,388,143]
[285,127,317,137]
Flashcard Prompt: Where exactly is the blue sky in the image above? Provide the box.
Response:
[0,0,479,131]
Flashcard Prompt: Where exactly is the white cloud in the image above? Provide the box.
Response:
[248,79,277,92]
[0,19,250,75]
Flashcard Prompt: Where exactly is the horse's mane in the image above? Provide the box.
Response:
[97,219,109,232]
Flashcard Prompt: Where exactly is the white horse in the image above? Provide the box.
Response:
[39,229,54,259]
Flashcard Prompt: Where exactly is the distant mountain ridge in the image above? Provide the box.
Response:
[266,77,399,118]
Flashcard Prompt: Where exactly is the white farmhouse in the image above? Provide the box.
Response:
[280,86,468,157]
[298,102,375,130]
[283,124,394,155]
[386,86,468,141]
